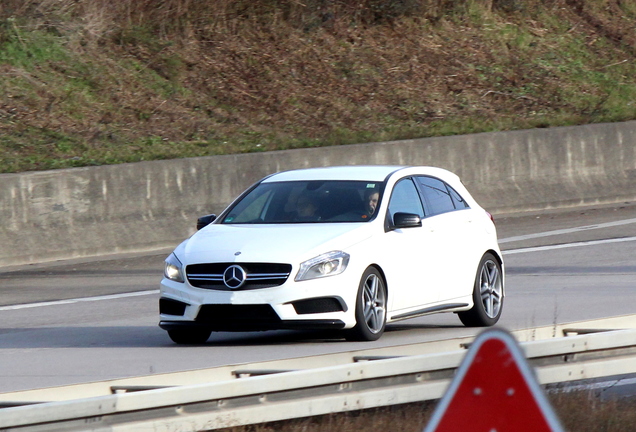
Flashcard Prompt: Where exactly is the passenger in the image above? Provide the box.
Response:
[294,192,321,221]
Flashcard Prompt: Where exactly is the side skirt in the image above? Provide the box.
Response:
[389,303,469,322]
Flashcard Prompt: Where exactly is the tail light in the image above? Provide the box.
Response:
[486,211,495,224]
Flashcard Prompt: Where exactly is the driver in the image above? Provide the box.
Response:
[365,189,380,216]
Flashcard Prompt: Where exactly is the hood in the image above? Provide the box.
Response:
[176,223,374,265]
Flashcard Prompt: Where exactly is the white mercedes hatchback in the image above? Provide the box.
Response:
[160,166,504,343]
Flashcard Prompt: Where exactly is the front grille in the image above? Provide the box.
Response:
[186,263,292,290]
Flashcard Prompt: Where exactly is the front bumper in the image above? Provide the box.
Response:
[159,269,359,332]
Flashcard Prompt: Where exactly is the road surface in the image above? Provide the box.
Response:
[1,203,635,393]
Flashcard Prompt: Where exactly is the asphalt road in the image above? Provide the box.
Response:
[1,202,635,393]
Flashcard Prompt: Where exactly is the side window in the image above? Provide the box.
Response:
[387,178,425,220]
[415,176,456,216]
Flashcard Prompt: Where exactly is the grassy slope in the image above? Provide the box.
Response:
[0,0,635,174]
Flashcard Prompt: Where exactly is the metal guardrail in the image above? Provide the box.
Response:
[1,317,636,432]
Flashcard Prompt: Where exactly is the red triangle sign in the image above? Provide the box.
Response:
[425,328,564,432]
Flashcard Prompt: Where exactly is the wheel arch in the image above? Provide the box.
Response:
[486,249,504,265]
[367,263,389,297]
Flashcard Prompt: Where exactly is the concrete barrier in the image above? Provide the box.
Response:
[1,121,635,268]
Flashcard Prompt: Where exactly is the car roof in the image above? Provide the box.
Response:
[262,165,458,183]
[262,166,406,182]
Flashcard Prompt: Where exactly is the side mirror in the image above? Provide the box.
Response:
[196,214,217,230]
[392,212,422,229]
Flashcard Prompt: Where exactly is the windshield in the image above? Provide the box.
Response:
[221,181,384,224]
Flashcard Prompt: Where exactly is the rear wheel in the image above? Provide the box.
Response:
[346,267,387,341]
[458,253,503,327]
[167,328,212,344]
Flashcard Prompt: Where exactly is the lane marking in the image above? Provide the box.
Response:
[499,217,636,243]
[0,290,159,311]
[504,236,636,255]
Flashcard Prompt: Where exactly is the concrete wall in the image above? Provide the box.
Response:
[1,121,635,267]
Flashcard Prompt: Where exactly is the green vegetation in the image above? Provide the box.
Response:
[1,0,635,173]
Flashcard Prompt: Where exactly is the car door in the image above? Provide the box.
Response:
[414,176,476,301]
[382,177,446,313]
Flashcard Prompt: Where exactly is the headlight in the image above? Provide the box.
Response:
[295,251,350,282]
[164,253,185,283]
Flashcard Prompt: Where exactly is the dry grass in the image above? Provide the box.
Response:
[551,391,636,432]
[1,0,636,172]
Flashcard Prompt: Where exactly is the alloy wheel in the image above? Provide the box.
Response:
[479,259,502,319]
[362,272,387,334]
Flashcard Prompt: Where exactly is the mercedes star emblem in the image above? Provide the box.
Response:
[223,265,247,289]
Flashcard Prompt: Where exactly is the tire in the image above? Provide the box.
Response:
[458,253,503,327]
[167,328,212,344]
[346,267,387,341]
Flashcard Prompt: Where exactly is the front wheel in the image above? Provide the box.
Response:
[167,328,212,344]
[346,267,387,341]
[458,253,503,327]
